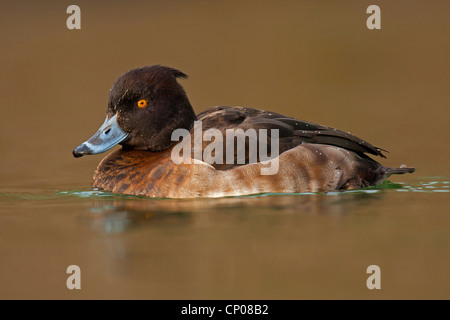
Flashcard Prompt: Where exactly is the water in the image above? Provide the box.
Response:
[1,178,449,299]
[1,1,450,299]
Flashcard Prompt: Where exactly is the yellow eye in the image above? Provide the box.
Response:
[137,99,148,108]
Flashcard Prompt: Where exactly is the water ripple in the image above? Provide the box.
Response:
[1,179,449,202]
[396,180,450,193]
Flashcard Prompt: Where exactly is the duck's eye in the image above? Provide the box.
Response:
[137,99,148,108]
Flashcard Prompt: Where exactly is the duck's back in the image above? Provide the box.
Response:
[191,106,387,170]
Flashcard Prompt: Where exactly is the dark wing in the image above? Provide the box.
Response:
[194,106,386,170]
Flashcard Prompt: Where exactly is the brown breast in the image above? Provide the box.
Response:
[92,144,386,198]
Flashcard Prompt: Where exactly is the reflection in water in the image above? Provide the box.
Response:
[81,190,386,285]
[84,191,385,234]
[76,178,450,234]
[1,179,448,298]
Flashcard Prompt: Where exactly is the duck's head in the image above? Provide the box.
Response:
[73,65,196,158]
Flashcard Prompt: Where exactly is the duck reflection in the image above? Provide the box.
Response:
[84,191,384,234]
[79,191,386,285]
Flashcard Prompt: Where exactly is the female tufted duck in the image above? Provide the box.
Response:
[73,65,415,198]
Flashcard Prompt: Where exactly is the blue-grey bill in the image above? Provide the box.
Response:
[73,114,129,158]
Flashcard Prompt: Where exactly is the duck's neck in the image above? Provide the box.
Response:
[157,99,197,151]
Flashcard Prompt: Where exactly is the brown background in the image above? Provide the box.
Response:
[0,0,449,299]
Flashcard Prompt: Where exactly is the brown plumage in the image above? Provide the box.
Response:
[73,65,415,198]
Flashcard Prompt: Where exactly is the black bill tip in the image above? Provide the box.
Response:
[72,144,92,158]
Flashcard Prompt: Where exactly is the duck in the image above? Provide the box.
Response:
[73,65,415,198]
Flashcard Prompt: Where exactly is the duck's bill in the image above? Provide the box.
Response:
[73,114,129,158]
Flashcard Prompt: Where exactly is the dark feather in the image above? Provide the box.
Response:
[194,106,386,170]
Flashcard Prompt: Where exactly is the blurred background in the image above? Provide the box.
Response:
[0,0,449,299]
